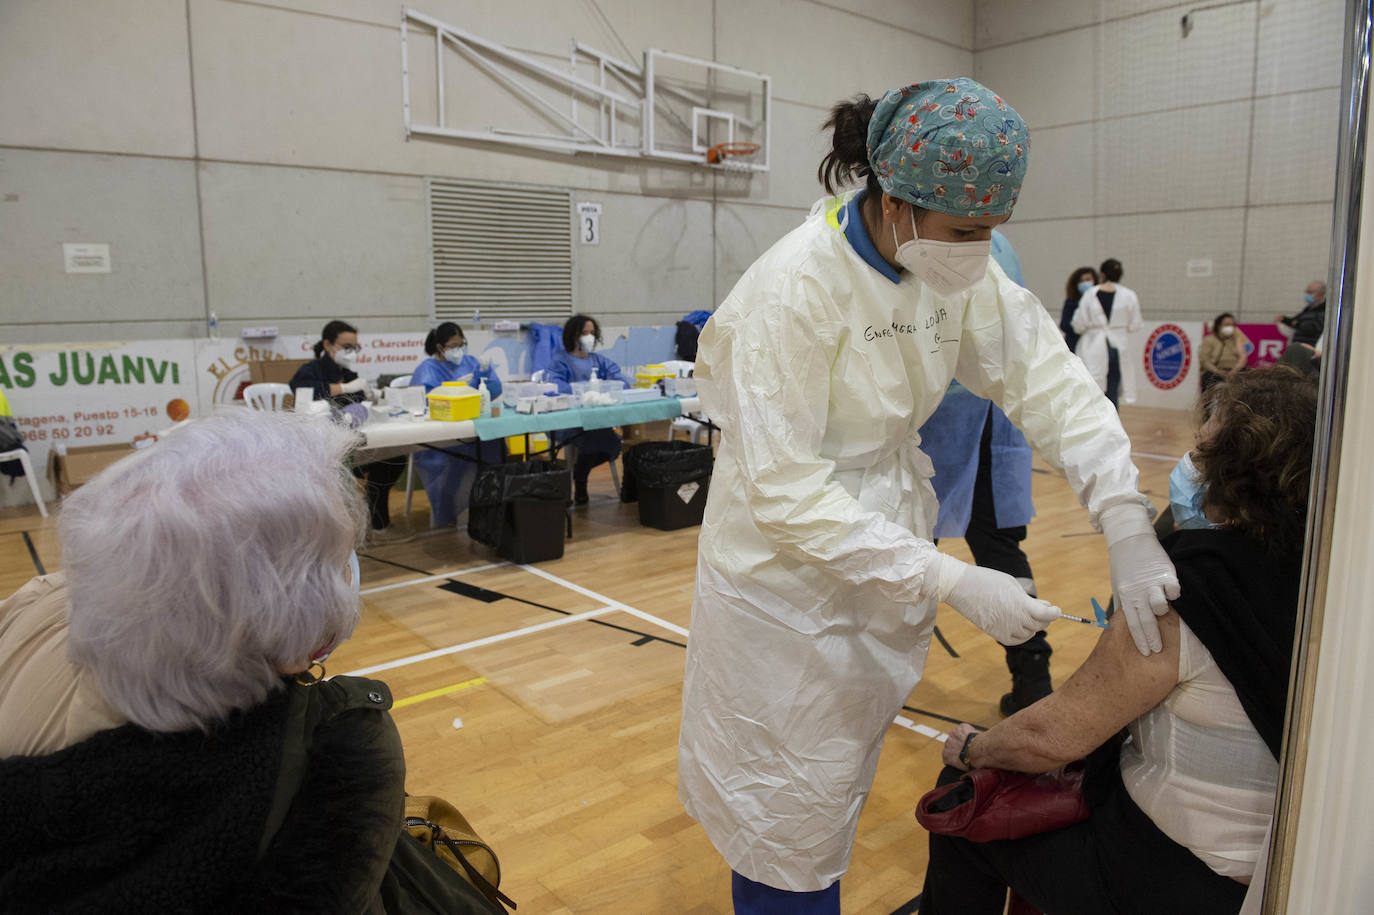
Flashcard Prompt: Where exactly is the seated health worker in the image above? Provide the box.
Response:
[290,320,411,544]
[919,366,1317,915]
[546,313,627,505]
[410,322,503,527]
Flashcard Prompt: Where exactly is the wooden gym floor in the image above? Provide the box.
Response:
[0,406,1195,914]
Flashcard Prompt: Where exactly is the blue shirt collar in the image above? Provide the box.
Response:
[843,190,900,285]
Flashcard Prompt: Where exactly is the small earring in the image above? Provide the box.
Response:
[295,661,326,686]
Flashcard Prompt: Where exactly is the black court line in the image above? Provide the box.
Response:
[932,625,959,659]
[22,531,45,575]
[901,705,966,727]
[360,552,687,648]
[890,894,922,914]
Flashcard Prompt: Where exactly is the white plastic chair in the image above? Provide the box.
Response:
[0,449,48,517]
[244,383,293,412]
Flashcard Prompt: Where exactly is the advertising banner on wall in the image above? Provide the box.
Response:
[0,341,200,501]
[1,325,683,505]
[1124,320,1205,411]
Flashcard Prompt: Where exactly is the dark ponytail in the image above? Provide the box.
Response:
[424,321,463,356]
[313,319,358,359]
[818,94,882,197]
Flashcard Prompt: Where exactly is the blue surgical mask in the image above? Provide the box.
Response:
[1169,452,1215,530]
[444,346,466,365]
[1303,293,1316,305]
[1077,280,1093,294]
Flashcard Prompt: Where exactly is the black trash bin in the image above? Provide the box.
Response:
[623,441,713,530]
[468,460,571,563]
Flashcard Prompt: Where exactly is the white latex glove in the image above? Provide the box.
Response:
[339,378,366,394]
[478,356,492,372]
[931,554,1062,646]
[1100,503,1181,655]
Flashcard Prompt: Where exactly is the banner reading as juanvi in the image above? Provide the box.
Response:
[0,341,200,499]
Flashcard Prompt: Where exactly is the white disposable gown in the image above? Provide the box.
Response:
[1071,283,1144,404]
[678,195,1152,891]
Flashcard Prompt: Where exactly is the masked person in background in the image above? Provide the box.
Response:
[1060,266,1098,353]
[1072,258,1143,409]
[290,320,411,545]
[1199,313,1249,392]
[546,314,628,505]
[410,322,503,528]
[678,78,1178,913]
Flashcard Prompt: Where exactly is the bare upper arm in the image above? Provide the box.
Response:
[1002,609,1183,766]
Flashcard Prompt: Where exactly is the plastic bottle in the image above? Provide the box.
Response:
[477,378,491,418]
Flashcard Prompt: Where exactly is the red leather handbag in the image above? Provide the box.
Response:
[914,760,1090,842]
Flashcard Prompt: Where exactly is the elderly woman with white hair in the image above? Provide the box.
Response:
[0,410,405,912]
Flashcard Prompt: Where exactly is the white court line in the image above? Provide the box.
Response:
[1131,450,1184,462]
[360,562,508,595]
[517,563,691,639]
[894,714,949,743]
[342,606,617,676]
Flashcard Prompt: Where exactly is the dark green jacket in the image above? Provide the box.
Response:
[0,676,405,914]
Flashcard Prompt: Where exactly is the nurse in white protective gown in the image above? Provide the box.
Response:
[677,79,1181,913]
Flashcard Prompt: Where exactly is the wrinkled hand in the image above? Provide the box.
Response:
[943,723,980,771]
[1109,531,1180,655]
[941,560,1061,646]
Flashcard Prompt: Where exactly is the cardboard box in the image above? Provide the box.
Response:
[621,419,672,444]
[49,443,137,495]
[249,359,309,385]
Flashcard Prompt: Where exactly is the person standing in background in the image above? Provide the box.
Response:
[919,230,1051,718]
[1274,280,1326,347]
[1060,266,1098,353]
[1072,258,1143,409]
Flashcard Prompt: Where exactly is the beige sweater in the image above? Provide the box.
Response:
[1199,332,1248,375]
[0,574,125,757]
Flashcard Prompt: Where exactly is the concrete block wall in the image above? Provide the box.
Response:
[975,0,1345,324]
[0,0,973,344]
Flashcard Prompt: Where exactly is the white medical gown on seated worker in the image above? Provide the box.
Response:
[677,193,1153,892]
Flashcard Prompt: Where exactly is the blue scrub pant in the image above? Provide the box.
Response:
[731,872,839,914]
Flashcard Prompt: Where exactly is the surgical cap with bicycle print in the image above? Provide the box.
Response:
[865,78,1030,218]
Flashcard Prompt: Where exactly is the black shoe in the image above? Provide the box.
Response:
[574,478,589,505]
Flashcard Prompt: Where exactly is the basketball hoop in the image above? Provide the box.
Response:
[706,142,761,164]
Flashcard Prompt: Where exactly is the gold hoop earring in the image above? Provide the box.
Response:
[295,661,326,685]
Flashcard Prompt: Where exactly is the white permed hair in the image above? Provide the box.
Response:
[60,409,367,732]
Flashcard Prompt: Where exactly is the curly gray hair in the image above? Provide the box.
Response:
[59,409,366,732]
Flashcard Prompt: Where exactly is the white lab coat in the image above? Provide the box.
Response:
[1071,283,1143,404]
[678,196,1151,892]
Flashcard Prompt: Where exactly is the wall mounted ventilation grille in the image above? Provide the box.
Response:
[428,178,574,322]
